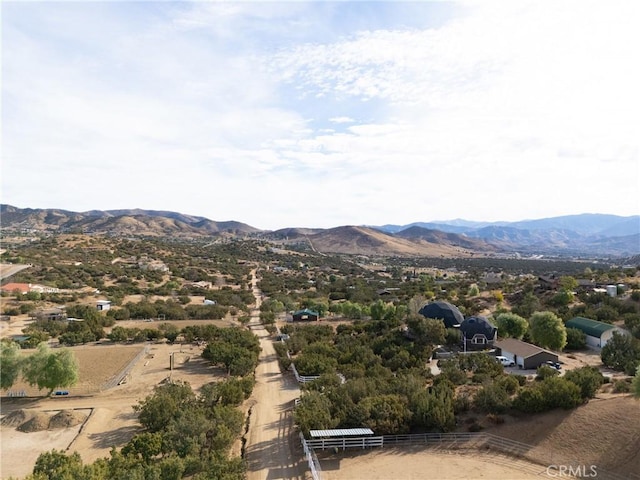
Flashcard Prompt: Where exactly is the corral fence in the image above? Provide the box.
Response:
[301,432,636,480]
[299,433,322,480]
[101,346,149,390]
[289,363,321,384]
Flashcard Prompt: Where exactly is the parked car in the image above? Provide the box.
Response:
[496,356,515,367]
[542,361,562,370]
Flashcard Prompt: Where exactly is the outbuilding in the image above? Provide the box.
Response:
[96,300,111,311]
[565,317,628,348]
[494,338,559,370]
[292,308,319,322]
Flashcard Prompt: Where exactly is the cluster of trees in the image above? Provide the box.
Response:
[24,380,252,480]
[0,342,78,395]
[200,326,261,377]
[283,317,629,439]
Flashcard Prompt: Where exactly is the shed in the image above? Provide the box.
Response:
[494,338,559,369]
[418,301,464,328]
[292,309,319,322]
[565,317,628,348]
[460,316,497,350]
[309,428,374,438]
[96,300,111,311]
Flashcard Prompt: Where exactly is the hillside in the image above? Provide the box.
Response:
[307,226,482,257]
[2,205,638,257]
[484,396,640,477]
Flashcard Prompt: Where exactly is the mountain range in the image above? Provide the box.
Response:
[1,205,638,258]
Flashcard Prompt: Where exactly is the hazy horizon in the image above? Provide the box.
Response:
[2,1,639,230]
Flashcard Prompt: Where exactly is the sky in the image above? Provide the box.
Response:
[2,1,639,230]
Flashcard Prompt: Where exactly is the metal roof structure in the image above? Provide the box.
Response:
[309,428,374,438]
[566,317,616,338]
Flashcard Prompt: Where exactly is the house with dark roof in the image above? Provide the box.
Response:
[565,317,629,348]
[418,301,464,328]
[460,316,497,350]
[494,338,559,370]
[292,309,319,322]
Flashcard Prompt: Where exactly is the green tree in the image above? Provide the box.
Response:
[22,343,79,395]
[294,391,336,436]
[121,432,163,462]
[564,366,604,399]
[0,341,23,389]
[406,314,446,345]
[529,311,567,351]
[134,381,196,433]
[601,332,640,375]
[495,312,528,339]
[33,449,84,479]
[360,394,411,434]
[565,327,587,350]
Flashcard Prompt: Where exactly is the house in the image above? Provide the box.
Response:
[96,300,111,311]
[292,309,319,322]
[460,316,497,350]
[565,317,629,348]
[494,338,559,369]
[0,283,31,294]
[31,307,66,321]
[0,283,60,294]
[418,301,464,328]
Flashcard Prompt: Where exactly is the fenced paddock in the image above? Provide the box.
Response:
[300,432,636,480]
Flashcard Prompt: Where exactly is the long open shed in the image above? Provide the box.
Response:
[309,428,374,438]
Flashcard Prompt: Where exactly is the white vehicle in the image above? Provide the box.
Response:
[495,356,515,367]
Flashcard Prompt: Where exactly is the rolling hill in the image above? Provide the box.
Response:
[1,205,638,258]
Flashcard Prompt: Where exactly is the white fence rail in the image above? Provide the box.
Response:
[290,363,321,384]
[299,433,322,480]
[301,432,636,480]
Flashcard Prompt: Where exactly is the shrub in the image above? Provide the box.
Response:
[536,365,560,380]
[454,393,471,414]
[486,413,505,425]
[496,375,520,394]
[474,383,512,414]
[564,366,604,399]
[565,328,587,350]
[513,377,582,412]
[468,421,483,432]
[512,374,527,386]
[613,379,631,393]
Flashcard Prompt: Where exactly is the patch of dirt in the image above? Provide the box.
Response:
[49,410,88,429]
[0,409,29,427]
[17,411,50,432]
[483,395,640,477]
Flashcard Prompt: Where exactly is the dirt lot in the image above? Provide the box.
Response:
[0,333,226,479]
[319,447,551,480]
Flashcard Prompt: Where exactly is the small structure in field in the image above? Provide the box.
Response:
[96,300,111,311]
[494,338,559,369]
[292,309,319,322]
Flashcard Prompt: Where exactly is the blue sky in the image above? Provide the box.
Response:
[2,1,639,230]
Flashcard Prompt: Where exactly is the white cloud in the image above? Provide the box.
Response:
[2,1,639,229]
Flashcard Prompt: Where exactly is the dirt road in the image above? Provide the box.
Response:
[245,270,306,480]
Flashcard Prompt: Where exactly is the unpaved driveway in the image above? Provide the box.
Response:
[245,270,306,480]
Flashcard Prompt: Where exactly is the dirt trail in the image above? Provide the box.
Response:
[245,270,305,480]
